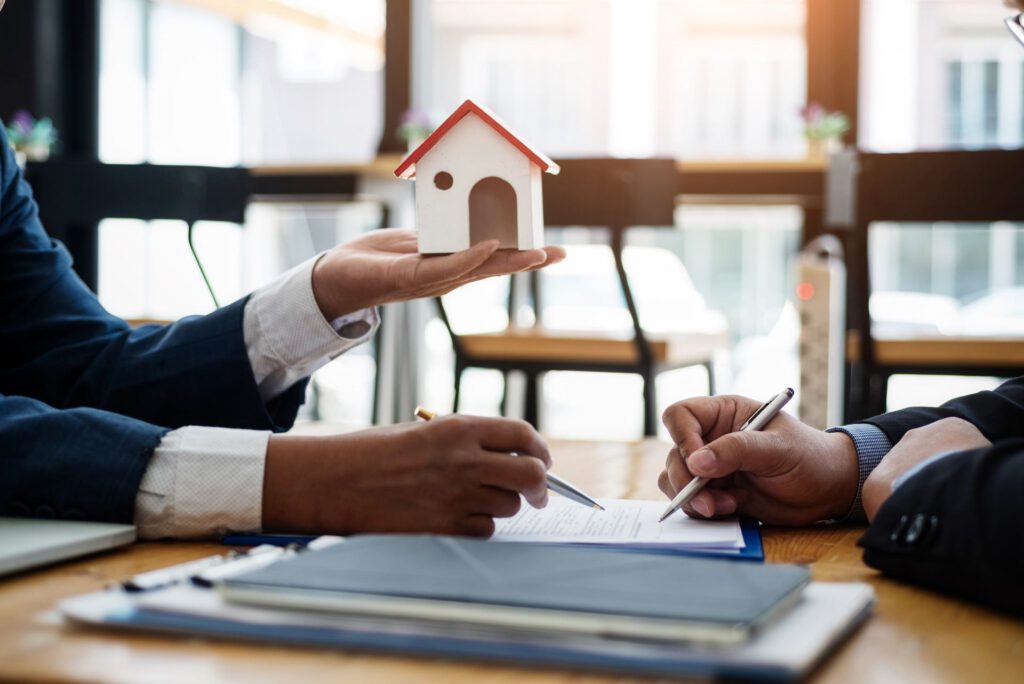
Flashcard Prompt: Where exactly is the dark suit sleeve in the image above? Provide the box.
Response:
[0,394,167,523]
[863,376,1024,446]
[859,442,1024,618]
[0,121,305,524]
[0,123,307,431]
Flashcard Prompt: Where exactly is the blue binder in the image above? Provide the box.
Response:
[62,575,873,683]
[223,518,764,561]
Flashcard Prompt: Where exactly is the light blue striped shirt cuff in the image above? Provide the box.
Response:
[826,423,892,521]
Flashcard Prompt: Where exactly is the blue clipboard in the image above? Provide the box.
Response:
[223,518,763,562]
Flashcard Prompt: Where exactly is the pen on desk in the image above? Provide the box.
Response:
[122,552,237,592]
[192,545,296,587]
[414,406,604,511]
[658,388,795,523]
[122,544,304,592]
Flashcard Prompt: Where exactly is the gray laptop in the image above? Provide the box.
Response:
[0,518,136,577]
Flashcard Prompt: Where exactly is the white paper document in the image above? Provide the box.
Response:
[492,497,744,549]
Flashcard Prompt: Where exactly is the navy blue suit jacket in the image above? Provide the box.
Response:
[0,123,306,524]
[857,378,1024,617]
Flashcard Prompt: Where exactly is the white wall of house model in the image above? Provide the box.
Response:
[394,100,560,254]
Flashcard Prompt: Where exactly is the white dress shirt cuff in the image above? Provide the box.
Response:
[134,426,270,539]
[244,254,379,402]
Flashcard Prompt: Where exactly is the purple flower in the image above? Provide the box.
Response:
[399,109,432,128]
[799,103,825,123]
[11,110,35,136]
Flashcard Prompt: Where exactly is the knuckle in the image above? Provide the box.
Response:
[667,451,688,475]
[513,418,534,434]
[524,458,548,487]
[661,401,690,426]
[478,518,496,537]
[903,425,925,440]
[443,414,474,439]
[939,417,969,431]
[658,470,672,496]
[709,433,737,456]
[500,494,522,517]
[666,463,690,491]
[458,517,494,538]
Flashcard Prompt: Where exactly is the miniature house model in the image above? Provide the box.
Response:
[394,100,560,254]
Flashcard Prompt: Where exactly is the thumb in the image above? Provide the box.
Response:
[686,430,791,479]
[412,240,499,285]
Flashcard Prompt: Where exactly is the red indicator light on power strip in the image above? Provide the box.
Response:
[796,282,815,301]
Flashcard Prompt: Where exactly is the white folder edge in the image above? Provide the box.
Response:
[60,581,873,678]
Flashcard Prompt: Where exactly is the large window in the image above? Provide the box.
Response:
[870,222,1024,333]
[656,1,806,159]
[100,0,384,166]
[868,221,1024,412]
[862,0,1024,151]
[426,0,807,159]
[97,0,387,320]
[860,1,1024,411]
[97,0,386,426]
[99,0,250,321]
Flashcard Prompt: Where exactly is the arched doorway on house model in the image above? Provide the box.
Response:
[468,176,518,249]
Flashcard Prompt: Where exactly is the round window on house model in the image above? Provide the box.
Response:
[434,171,453,190]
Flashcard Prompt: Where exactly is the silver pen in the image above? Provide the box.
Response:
[658,388,795,523]
[415,407,605,511]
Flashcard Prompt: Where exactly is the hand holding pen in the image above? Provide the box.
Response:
[658,389,863,526]
[659,389,793,522]
[263,412,557,537]
[416,407,604,511]
[659,389,794,524]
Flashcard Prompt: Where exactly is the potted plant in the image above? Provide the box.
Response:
[799,103,849,159]
[396,109,433,152]
[5,110,59,167]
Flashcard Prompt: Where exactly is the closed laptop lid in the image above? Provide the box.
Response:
[0,518,136,577]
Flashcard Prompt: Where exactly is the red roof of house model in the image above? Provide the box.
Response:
[394,100,560,179]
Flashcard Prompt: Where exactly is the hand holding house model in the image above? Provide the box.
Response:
[394,100,561,254]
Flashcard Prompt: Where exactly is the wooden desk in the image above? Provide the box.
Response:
[846,332,1024,368]
[2,438,1021,683]
[457,327,727,367]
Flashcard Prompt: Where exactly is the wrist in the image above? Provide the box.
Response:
[311,254,369,321]
[861,472,889,522]
[823,431,860,520]
[263,434,324,533]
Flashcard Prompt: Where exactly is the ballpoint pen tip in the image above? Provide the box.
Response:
[657,511,671,523]
[593,503,605,511]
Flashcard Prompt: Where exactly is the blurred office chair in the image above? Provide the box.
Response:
[27,160,250,322]
[436,158,728,436]
[28,161,393,422]
[842,149,1024,418]
[27,160,250,300]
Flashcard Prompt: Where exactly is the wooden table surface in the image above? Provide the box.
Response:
[2,438,1022,683]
